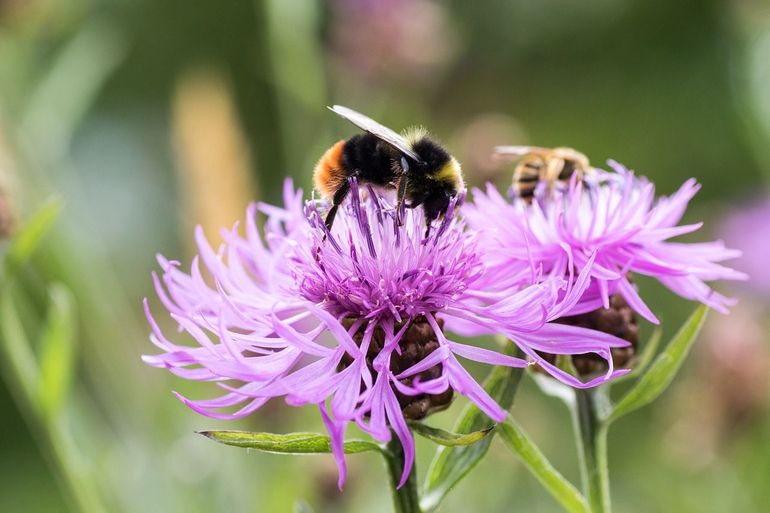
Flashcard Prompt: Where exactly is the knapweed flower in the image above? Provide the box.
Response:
[465,161,747,325]
[717,193,770,299]
[143,179,629,488]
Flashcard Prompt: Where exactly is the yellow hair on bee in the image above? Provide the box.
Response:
[435,157,464,189]
[402,125,429,145]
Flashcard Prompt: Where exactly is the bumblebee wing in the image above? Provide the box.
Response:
[329,105,424,163]
[494,145,548,160]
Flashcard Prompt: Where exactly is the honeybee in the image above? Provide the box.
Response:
[314,105,464,236]
[494,146,591,202]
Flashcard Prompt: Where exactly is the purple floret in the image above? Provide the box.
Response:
[143,178,630,488]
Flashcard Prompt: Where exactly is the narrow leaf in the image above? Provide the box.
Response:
[609,306,708,422]
[199,430,383,455]
[409,421,493,447]
[633,327,663,375]
[421,345,524,512]
[498,420,590,513]
[37,283,77,418]
[5,197,62,276]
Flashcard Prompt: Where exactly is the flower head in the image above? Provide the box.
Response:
[717,193,770,299]
[466,161,747,324]
[143,179,629,488]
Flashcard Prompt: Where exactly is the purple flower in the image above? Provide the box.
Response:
[143,179,629,488]
[465,161,747,324]
[717,193,770,299]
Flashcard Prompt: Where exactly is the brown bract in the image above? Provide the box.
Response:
[340,317,454,420]
[540,294,639,377]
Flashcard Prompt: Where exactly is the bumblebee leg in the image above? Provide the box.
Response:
[396,157,409,225]
[323,205,339,232]
[396,177,408,225]
[324,179,351,231]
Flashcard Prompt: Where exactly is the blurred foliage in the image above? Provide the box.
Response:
[0,0,769,512]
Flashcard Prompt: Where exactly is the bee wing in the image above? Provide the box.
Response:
[329,105,424,163]
[493,145,548,160]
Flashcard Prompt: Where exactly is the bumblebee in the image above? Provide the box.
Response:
[314,105,464,235]
[494,146,591,202]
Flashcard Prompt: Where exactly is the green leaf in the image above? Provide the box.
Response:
[609,305,708,422]
[37,283,77,418]
[5,197,62,276]
[199,430,383,455]
[633,327,663,376]
[498,420,590,513]
[409,421,493,447]
[421,346,524,512]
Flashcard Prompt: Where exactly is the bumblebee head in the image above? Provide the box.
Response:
[423,188,453,225]
[409,138,464,190]
[410,137,449,171]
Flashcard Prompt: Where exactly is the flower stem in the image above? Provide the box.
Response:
[385,436,422,513]
[573,389,611,513]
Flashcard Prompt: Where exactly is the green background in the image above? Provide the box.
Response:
[1,0,768,512]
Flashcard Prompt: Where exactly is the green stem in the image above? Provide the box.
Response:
[573,389,611,513]
[385,435,422,513]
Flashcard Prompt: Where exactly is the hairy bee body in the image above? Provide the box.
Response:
[498,146,591,202]
[313,139,348,200]
[314,106,464,234]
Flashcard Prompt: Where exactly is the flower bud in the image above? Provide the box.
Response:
[538,294,638,377]
[341,317,453,420]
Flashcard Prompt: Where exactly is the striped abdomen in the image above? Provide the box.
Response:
[313,139,347,200]
[513,155,545,201]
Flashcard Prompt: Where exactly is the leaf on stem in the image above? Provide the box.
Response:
[4,197,62,276]
[609,305,708,422]
[498,419,590,513]
[0,198,64,408]
[37,283,77,418]
[199,430,383,455]
[421,345,524,512]
[409,421,493,447]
